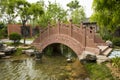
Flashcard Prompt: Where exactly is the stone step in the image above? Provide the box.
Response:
[102,48,113,56]
[97,46,109,52]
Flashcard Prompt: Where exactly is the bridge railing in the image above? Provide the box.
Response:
[36,21,83,44]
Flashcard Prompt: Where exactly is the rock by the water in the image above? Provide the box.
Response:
[79,51,96,61]
[23,49,35,56]
[34,51,43,59]
[79,51,111,64]
[106,40,112,47]
[0,52,5,58]
[4,46,16,55]
[66,58,73,63]
[2,56,11,59]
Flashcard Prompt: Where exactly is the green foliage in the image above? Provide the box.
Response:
[37,2,67,27]
[14,48,23,56]
[0,22,7,39]
[0,22,5,29]
[102,33,112,41]
[112,37,120,46]
[85,63,114,80]
[9,33,22,44]
[67,0,81,10]
[71,7,86,24]
[0,0,44,24]
[44,46,53,56]
[91,0,120,34]
[112,57,120,70]
[15,0,44,45]
[67,0,86,24]
[0,0,18,23]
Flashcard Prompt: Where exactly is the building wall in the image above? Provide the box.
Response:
[7,24,21,36]
[7,24,33,37]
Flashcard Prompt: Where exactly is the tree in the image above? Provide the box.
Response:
[0,0,18,24]
[67,0,86,24]
[0,22,7,39]
[16,0,44,45]
[0,0,44,45]
[67,0,81,11]
[9,33,22,44]
[71,7,85,24]
[38,2,67,27]
[91,0,120,38]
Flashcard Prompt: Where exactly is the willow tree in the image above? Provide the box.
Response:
[91,0,120,38]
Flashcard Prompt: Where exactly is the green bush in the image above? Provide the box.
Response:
[102,34,112,41]
[112,37,120,46]
[9,33,22,44]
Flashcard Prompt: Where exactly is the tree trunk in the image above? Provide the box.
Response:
[24,37,26,46]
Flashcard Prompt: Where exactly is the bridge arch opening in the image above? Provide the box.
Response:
[43,43,78,58]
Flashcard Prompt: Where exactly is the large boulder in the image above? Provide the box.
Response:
[79,51,97,62]
[4,46,16,55]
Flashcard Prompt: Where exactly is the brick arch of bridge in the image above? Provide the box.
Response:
[39,34,83,56]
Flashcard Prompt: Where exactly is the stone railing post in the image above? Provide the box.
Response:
[58,19,60,34]
[48,21,50,37]
[82,24,87,49]
[70,19,72,36]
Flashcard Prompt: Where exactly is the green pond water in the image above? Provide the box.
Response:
[0,55,88,80]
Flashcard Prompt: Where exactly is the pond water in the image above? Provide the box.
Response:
[108,49,120,58]
[0,55,88,80]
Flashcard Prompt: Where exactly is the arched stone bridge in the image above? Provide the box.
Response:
[32,20,107,58]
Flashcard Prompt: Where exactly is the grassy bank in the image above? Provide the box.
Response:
[84,63,116,80]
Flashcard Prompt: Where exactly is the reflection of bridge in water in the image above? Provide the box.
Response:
[32,20,112,59]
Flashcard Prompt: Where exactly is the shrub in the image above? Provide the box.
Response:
[9,33,22,44]
[102,34,112,41]
[112,57,120,70]
[112,37,120,46]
